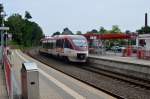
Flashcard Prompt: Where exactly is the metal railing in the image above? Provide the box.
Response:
[3,48,12,99]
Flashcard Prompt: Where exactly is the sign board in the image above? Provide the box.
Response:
[139,34,150,40]
[90,36,96,40]
[0,27,9,30]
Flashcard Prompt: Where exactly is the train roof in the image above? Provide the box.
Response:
[54,35,86,39]
[42,35,86,41]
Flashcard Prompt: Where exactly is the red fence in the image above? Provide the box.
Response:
[143,50,150,59]
[137,50,150,59]
[3,49,12,97]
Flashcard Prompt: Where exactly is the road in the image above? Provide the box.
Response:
[10,49,116,99]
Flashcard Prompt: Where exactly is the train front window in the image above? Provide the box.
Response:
[73,39,87,47]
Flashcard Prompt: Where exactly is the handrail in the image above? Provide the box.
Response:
[3,48,12,98]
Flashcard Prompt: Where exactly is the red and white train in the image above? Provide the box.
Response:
[40,35,88,62]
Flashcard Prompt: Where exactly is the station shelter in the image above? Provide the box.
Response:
[83,33,137,56]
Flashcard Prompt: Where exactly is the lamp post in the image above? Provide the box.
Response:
[0,4,9,69]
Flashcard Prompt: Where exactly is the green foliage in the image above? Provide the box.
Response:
[99,27,107,34]
[52,27,74,36]
[62,27,73,35]
[76,31,82,35]
[6,13,43,47]
[90,29,98,33]
[0,4,3,12]
[6,14,24,44]
[109,25,121,33]
[25,11,32,20]
[125,30,131,34]
[52,31,61,36]
[137,26,150,34]
[0,4,4,26]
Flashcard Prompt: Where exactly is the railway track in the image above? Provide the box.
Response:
[26,50,150,99]
[81,65,150,88]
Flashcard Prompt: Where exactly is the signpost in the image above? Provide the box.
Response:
[0,27,9,30]
[0,26,9,66]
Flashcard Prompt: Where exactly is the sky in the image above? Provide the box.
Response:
[1,0,150,35]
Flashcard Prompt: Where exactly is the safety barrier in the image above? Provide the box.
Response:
[3,48,12,99]
[122,46,132,57]
[144,50,150,59]
[137,50,150,59]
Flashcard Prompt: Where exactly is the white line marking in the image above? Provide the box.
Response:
[39,69,85,99]
[15,50,86,99]
[15,50,29,62]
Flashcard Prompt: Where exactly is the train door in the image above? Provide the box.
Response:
[51,39,56,55]
[64,38,73,56]
[60,39,64,55]
[56,38,64,56]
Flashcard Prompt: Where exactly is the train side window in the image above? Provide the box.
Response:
[61,39,64,48]
[53,40,56,48]
[46,43,50,48]
[56,39,59,48]
[60,39,62,48]
[43,43,45,48]
[56,39,61,48]
[49,42,51,49]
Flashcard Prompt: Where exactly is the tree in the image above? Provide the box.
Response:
[137,26,150,34]
[6,13,43,47]
[62,27,73,35]
[110,25,121,33]
[25,11,32,20]
[99,27,107,34]
[7,14,25,44]
[105,25,122,48]
[52,31,61,36]
[0,4,3,12]
[76,31,82,35]
[91,29,98,33]
[0,4,4,25]
[125,30,131,34]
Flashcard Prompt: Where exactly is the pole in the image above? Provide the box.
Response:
[1,14,4,69]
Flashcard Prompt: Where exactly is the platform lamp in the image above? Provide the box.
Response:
[0,4,9,69]
[0,3,4,66]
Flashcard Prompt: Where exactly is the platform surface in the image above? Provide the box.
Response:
[0,65,8,99]
[89,54,150,66]
[10,49,116,99]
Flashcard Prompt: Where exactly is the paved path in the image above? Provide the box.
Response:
[11,49,116,99]
[0,66,8,99]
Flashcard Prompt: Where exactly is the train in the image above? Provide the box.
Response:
[40,35,88,62]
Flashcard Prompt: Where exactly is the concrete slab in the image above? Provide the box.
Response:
[11,49,116,99]
[88,54,150,81]
[89,54,150,66]
[0,65,8,99]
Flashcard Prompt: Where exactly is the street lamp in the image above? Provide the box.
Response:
[0,10,6,27]
[0,5,9,68]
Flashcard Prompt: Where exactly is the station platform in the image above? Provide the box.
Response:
[0,65,8,99]
[8,50,116,99]
[88,54,150,81]
[89,54,150,66]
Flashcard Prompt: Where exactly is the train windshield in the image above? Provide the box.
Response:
[73,39,87,47]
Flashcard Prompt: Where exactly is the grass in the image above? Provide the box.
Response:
[7,41,34,51]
